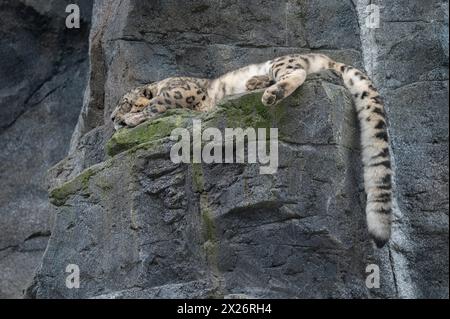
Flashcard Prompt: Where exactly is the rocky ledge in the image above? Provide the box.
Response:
[25,77,402,299]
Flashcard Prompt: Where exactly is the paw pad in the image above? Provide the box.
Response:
[262,86,285,106]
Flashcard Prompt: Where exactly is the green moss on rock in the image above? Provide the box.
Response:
[106,91,290,157]
[200,194,215,242]
[205,91,286,131]
[192,163,205,193]
[50,168,97,206]
[106,109,198,157]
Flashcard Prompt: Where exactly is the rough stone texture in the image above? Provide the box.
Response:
[0,0,92,298]
[355,0,449,298]
[48,0,364,188]
[28,84,398,298]
[15,0,450,298]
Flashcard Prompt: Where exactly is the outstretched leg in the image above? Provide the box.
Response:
[246,75,274,91]
[262,69,307,106]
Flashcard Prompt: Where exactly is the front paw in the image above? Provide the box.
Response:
[246,76,273,91]
[262,85,285,106]
[124,113,146,127]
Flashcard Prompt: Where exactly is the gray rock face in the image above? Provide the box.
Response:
[54,0,364,186]
[356,0,449,298]
[12,0,450,298]
[28,84,397,299]
[0,0,92,298]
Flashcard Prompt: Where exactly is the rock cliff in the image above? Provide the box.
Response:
[0,0,92,298]
[1,0,447,298]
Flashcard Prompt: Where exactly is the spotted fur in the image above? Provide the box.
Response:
[111,53,393,247]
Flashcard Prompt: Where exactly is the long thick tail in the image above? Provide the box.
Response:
[327,59,393,248]
[269,53,393,247]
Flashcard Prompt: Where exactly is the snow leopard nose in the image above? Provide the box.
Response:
[111,112,126,130]
[111,110,118,121]
[111,114,120,124]
[113,118,126,130]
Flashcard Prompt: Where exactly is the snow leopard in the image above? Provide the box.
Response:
[111,53,393,248]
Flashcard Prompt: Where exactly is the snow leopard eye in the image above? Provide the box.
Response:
[142,87,152,99]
